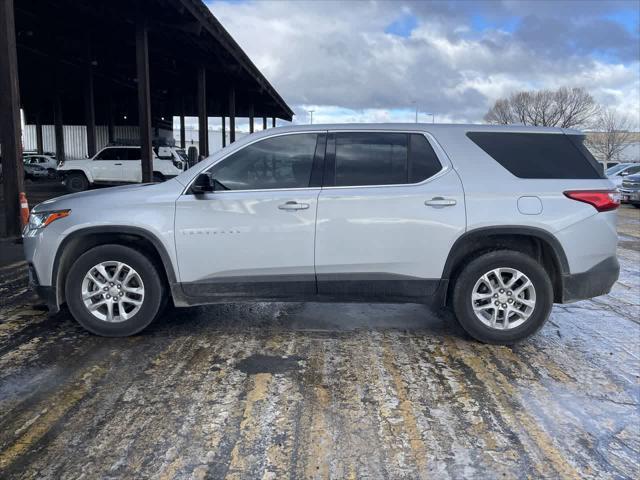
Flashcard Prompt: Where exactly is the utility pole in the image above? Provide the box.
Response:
[309,109,314,125]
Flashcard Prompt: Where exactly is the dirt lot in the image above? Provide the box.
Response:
[0,200,638,479]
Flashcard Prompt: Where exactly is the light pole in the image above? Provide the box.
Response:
[426,113,435,123]
[309,109,314,125]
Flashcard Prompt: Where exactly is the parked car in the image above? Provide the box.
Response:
[23,150,56,158]
[606,162,640,187]
[23,124,620,343]
[24,154,59,179]
[619,173,640,207]
[24,163,49,180]
[57,145,186,192]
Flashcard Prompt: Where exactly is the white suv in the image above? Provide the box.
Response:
[23,124,620,343]
[58,145,185,192]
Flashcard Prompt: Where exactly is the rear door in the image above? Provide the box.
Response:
[120,147,143,182]
[315,131,465,300]
[175,132,326,299]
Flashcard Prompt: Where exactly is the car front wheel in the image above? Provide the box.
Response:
[452,250,553,344]
[65,172,89,192]
[65,245,165,336]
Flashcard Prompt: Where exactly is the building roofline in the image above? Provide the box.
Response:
[180,0,294,120]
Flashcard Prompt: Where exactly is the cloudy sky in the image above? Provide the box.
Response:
[206,0,640,127]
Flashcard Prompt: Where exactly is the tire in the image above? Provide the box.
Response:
[65,172,89,192]
[452,250,553,345]
[152,172,164,183]
[65,245,165,336]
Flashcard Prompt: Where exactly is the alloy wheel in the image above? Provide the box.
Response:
[81,261,145,323]
[471,267,536,330]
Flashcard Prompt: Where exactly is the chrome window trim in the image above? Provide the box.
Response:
[180,129,452,195]
[322,130,451,190]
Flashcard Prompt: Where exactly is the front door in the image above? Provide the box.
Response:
[175,132,326,299]
[315,131,466,300]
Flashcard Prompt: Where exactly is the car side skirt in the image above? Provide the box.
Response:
[176,273,447,307]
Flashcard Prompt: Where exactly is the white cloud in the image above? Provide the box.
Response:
[208,1,640,127]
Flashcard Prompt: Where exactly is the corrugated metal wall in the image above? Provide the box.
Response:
[22,125,251,159]
[23,125,140,159]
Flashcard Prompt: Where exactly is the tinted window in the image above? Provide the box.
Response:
[335,133,407,186]
[125,148,141,160]
[624,165,640,175]
[467,132,604,179]
[606,163,630,175]
[409,134,442,183]
[208,133,318,190]
[333,132,441,187]
[95,148,127,161]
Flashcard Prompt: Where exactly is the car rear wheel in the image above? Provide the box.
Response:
[452,250,553,344]
[65,245,165,336]
[65,172,89,192]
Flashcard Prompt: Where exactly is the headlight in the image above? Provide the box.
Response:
[28,210,71,229]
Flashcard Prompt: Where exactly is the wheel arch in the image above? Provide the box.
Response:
[62,169,93,183]
[442,226,569,304]
[53,226,178,308]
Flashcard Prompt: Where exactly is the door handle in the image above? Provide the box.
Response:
[425,197,457,207]
[114,163,122,166]
[278,201,310,211]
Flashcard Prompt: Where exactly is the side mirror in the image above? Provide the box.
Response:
[191,173,213,194]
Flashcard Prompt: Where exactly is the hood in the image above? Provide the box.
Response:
[33,182,161,213]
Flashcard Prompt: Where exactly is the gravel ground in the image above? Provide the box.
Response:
[0,204,638,479]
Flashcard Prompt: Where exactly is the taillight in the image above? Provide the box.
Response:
[564,190,620,212]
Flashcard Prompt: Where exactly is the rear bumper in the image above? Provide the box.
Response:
[560,256,619,303]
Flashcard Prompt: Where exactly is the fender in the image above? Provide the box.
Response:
[441,225,570,280]
[60,166,95,183]
[52,226,178,305]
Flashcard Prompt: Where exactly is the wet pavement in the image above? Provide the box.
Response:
[0,206,638,479]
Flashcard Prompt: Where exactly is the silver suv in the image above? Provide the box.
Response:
[23,124,620,344]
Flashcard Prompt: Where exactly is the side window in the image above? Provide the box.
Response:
[208,133,318,190]
[126,148,141,160]
[334,132,407,186]
[333,132,441,187]
[94,148,127,161]
[409,134,442,183]
[467,132,604,179]
[626,165,640,175]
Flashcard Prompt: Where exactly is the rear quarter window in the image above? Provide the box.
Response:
[466,132,604,179]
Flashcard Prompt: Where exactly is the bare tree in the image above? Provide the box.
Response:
[484,87,599,129]
[483,99,513,124]
[585,108,634,164]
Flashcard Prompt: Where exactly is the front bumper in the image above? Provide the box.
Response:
[619,188,640,204]
[561,256,619,303]
[28,262,59,313]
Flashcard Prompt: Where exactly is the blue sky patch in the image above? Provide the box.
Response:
[605,9,640,35]
[385,13,418,38]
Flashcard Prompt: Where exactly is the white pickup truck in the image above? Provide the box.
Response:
[58,145,187,192]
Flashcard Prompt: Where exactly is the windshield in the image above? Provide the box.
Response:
[606,163,631,175]
[176,149,188,162]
